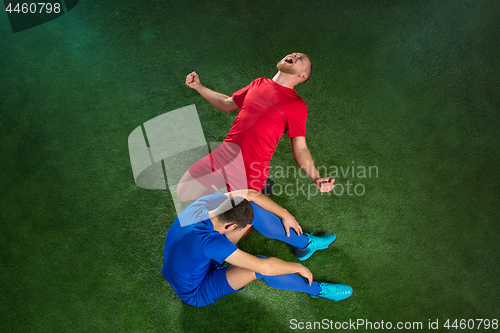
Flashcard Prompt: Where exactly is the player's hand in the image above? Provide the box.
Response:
[185,71,201,89]
[282,214,303,237]
[297,264,313,285]
[314,177,335,193]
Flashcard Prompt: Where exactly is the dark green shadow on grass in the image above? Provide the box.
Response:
[180,293,290,333]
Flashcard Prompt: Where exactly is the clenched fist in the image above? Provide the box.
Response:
[185,71,201,89]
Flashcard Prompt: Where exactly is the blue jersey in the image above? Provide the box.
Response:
[162,194,238,300]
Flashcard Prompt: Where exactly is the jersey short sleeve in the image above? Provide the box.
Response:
[286,101,308,138]
[178,193,228,226]
[203,233,238,265]
[194,193,229,212]
[232,79,262,109]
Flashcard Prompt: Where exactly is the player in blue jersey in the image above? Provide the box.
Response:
[162,190,353,307]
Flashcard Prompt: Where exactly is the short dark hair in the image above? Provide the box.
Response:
[299,54,312,85]
[212,196,254,229]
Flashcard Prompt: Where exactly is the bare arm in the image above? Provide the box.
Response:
[291,136,335,192]
[227,189,303,237]
[185,71,238,113]
[225,249,313,285]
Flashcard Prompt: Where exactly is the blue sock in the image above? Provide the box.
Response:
[250,202,309,248]
[254,256,321,296]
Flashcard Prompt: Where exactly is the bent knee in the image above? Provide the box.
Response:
[176,183,194,202]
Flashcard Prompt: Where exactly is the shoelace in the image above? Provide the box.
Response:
[305,233,316,246]
[319,283,345,296]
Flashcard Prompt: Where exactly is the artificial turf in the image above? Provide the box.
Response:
[1,0,499,332]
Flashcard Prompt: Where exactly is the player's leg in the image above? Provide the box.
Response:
[253,255,352,301]
[256,272,353,301]
[176,169,213,202]
[177,145,243,202]
[250,202,337,261]
[190,265,249,307]
[255,271,322,295]
[177,151,224,202]
[225,256,321,293]
[225,265,258,290]
[225,261,351,301]
[225,260,320,294]
[250,202,309,247]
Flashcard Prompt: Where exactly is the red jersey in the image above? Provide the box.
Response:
[225,78,307,186]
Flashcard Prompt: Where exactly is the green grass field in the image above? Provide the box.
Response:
[1,0,499,332]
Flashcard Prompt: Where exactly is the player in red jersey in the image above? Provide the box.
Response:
[177,52,334,202]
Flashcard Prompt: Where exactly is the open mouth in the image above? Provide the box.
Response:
[284,57,294,64]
